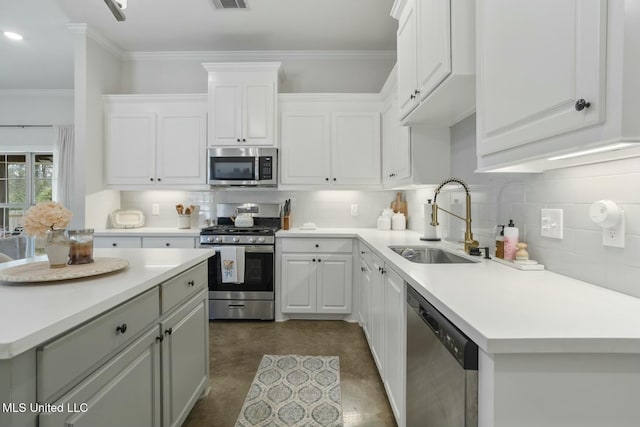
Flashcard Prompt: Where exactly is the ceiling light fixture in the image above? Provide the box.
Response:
[547,143,635,161]
[3,31,23,41]
[104,0,126,21]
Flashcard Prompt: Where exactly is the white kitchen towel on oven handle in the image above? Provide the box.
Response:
[235,246,245,283]
[220,246,238,283]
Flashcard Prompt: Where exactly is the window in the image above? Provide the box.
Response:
[0,153,54,235]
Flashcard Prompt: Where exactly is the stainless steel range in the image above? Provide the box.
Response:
[199,203,280,320]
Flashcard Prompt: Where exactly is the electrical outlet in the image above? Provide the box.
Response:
[602,213,625,248]
[350,204,359,217]
[152,203,160,216]
[540,208,563,239]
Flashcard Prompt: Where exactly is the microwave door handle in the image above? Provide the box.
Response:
[255,156,260,181]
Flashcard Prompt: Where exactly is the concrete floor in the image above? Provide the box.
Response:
[183,320,397,427]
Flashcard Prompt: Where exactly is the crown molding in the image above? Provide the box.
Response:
[103,94,207,103]
[66,23,125,59]
[0,89,74,97]
[123,50,396,62]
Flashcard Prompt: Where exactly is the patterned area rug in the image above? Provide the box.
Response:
[235,355,343,427]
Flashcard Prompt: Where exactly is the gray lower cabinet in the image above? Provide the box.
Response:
[161,292,209,427]
[36,262,209,427]
[39,327,162,427]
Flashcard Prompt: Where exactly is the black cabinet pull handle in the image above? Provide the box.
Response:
[325,177,329,181]
[149,177,154,182]
[157,178,162,182]
[312,258,316,262]
[318,259,322,262]
[156,335,164,343]
[575,99,591,111]
[165,243,170,247]
[315,244,319,248]
[381,269,386,274]
[410,94,415,100]
[187,280,195,286]
[360,251,365,254]
[414,89,420,95]
[237,138,241,142]
[333,178,336,182]
[164,328,173,336]
[116,323,127,334]
[361,267,366,272]
[112,243,117,247]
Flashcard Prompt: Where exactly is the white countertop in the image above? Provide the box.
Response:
[277,228,640,354]
[94,227,201,237]
[0,248,214,359]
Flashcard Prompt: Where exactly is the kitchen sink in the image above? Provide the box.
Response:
[388,246,479,264]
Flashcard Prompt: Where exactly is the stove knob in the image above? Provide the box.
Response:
[248,237,256,243]
[232,237,240,243]
[207,236,214,243]
[257,237,265,243]
[215,237,223,243]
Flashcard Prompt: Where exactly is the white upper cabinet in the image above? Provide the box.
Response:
[279,94,382,188]
[476,0,640,172]
[105,95,207,188]
[392,0,475,126]
[203,63,280,147]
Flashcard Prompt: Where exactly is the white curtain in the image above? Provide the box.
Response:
[52,125,74,209]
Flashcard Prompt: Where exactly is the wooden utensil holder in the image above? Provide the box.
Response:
[283,216,291,230]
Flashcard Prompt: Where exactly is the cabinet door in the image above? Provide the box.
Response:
[359,256,372,341]
[39,327,161,427]
[280,112,331,185]
[331,113,381,185]
[243,81,275,146]
[142,237,196,249]
[397,0,419,119]
[209,80,242,146]
[106,113,157,185]
[477,0,607,156]
[161,294,209,427]
[417,0,452,101]
[281,254,317,313]
[383,268,406,427]
[156,109,207,185]
[369,255,385,372]
[382,97,411,184]
[93,236,142,248]
[316,254,352,314]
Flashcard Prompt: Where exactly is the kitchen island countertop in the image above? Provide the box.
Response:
[0,247,213,359]
[277,228,640,354]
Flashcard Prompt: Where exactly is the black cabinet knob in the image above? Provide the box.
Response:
[312,258,316,262]
[157,178,162,182]
[116,323,128,334]
[315,244,319,248]
[325,177,329,181]
[149,178,154,182]
[575,99,591,111]
[242,138,246,142]
[410,94,415,100]
[237,138,241,142]
[164,328,173,336]
[165,243,170,247]
[187,280,195,286]
[361,267,366,272]
[112,243,117,247]
[333,178,336,182]
[156,335,164,343]
[318,259,322,262]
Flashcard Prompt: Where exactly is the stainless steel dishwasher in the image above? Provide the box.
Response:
[406,285,478,427]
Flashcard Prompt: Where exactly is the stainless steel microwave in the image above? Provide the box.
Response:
[207,147,277,187]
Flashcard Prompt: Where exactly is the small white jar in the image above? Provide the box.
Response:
[392,213,406,230]
[377,216,391,231]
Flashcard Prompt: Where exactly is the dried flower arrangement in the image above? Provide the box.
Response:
[23,202,73,238]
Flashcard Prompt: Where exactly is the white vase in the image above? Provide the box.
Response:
[45,229,69,268]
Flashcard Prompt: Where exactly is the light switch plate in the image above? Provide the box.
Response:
[152,203,160,216]
[541,208,563,239]
[350,204,359,217]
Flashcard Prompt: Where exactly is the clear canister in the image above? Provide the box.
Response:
[68,229,94,265]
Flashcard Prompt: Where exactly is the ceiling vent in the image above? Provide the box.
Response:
[210,0,248,9]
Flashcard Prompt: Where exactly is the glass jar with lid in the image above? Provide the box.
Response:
[68,229,94,265]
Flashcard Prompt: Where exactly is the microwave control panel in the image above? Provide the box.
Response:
[259,156,273,180]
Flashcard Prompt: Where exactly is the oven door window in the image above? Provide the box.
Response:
[210,250,273,292]
[210,157,256,181]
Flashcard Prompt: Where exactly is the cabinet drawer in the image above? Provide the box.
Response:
[94,236,142,248]
[37,287,160,402]
[142,236,196,249]
[161,262,207,314]
[281,238,353,253]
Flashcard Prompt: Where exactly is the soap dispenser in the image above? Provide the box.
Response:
[503,219,519,261]
[495,225,505,259]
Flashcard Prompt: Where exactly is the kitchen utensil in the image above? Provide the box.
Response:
[391,192,408,216]
[176,204,184,215]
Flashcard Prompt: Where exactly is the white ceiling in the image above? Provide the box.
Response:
[1,0,396,90]
[59,0,397,51]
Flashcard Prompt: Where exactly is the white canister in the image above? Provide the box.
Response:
[391,213,406,230]
[177,214,191,229]
[382,208,394,217]
[377,216,391,231]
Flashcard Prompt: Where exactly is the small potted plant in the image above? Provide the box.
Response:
[23,202,73,268]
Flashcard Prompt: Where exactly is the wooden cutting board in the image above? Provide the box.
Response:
[391,192,407,216]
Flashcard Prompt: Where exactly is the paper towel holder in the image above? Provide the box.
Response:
[589,199,625,248]
[420,199,441,241]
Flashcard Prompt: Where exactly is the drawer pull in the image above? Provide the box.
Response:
[164,328,173,336]
[315,244,319,248]
[165,243,170,247]
[312,259,316,262]
[116,323,128,334]
[229,304,245,309]
[187,280,195,286]
[156,335,164,343]
[318,259,322,262]
[112,243,117,247]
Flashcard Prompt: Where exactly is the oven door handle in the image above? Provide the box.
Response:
[211,245,274,254]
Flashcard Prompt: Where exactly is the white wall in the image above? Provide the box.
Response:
[442,114,640,298]
[120,53,395,93]
[72,28,123,228]
[118,190,397,229]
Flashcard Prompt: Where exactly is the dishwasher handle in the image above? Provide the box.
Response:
[419,306,440,335]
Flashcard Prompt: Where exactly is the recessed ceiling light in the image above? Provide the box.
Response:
[3,31,23,41]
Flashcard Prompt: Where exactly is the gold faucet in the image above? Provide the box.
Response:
[430,178,479,254]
